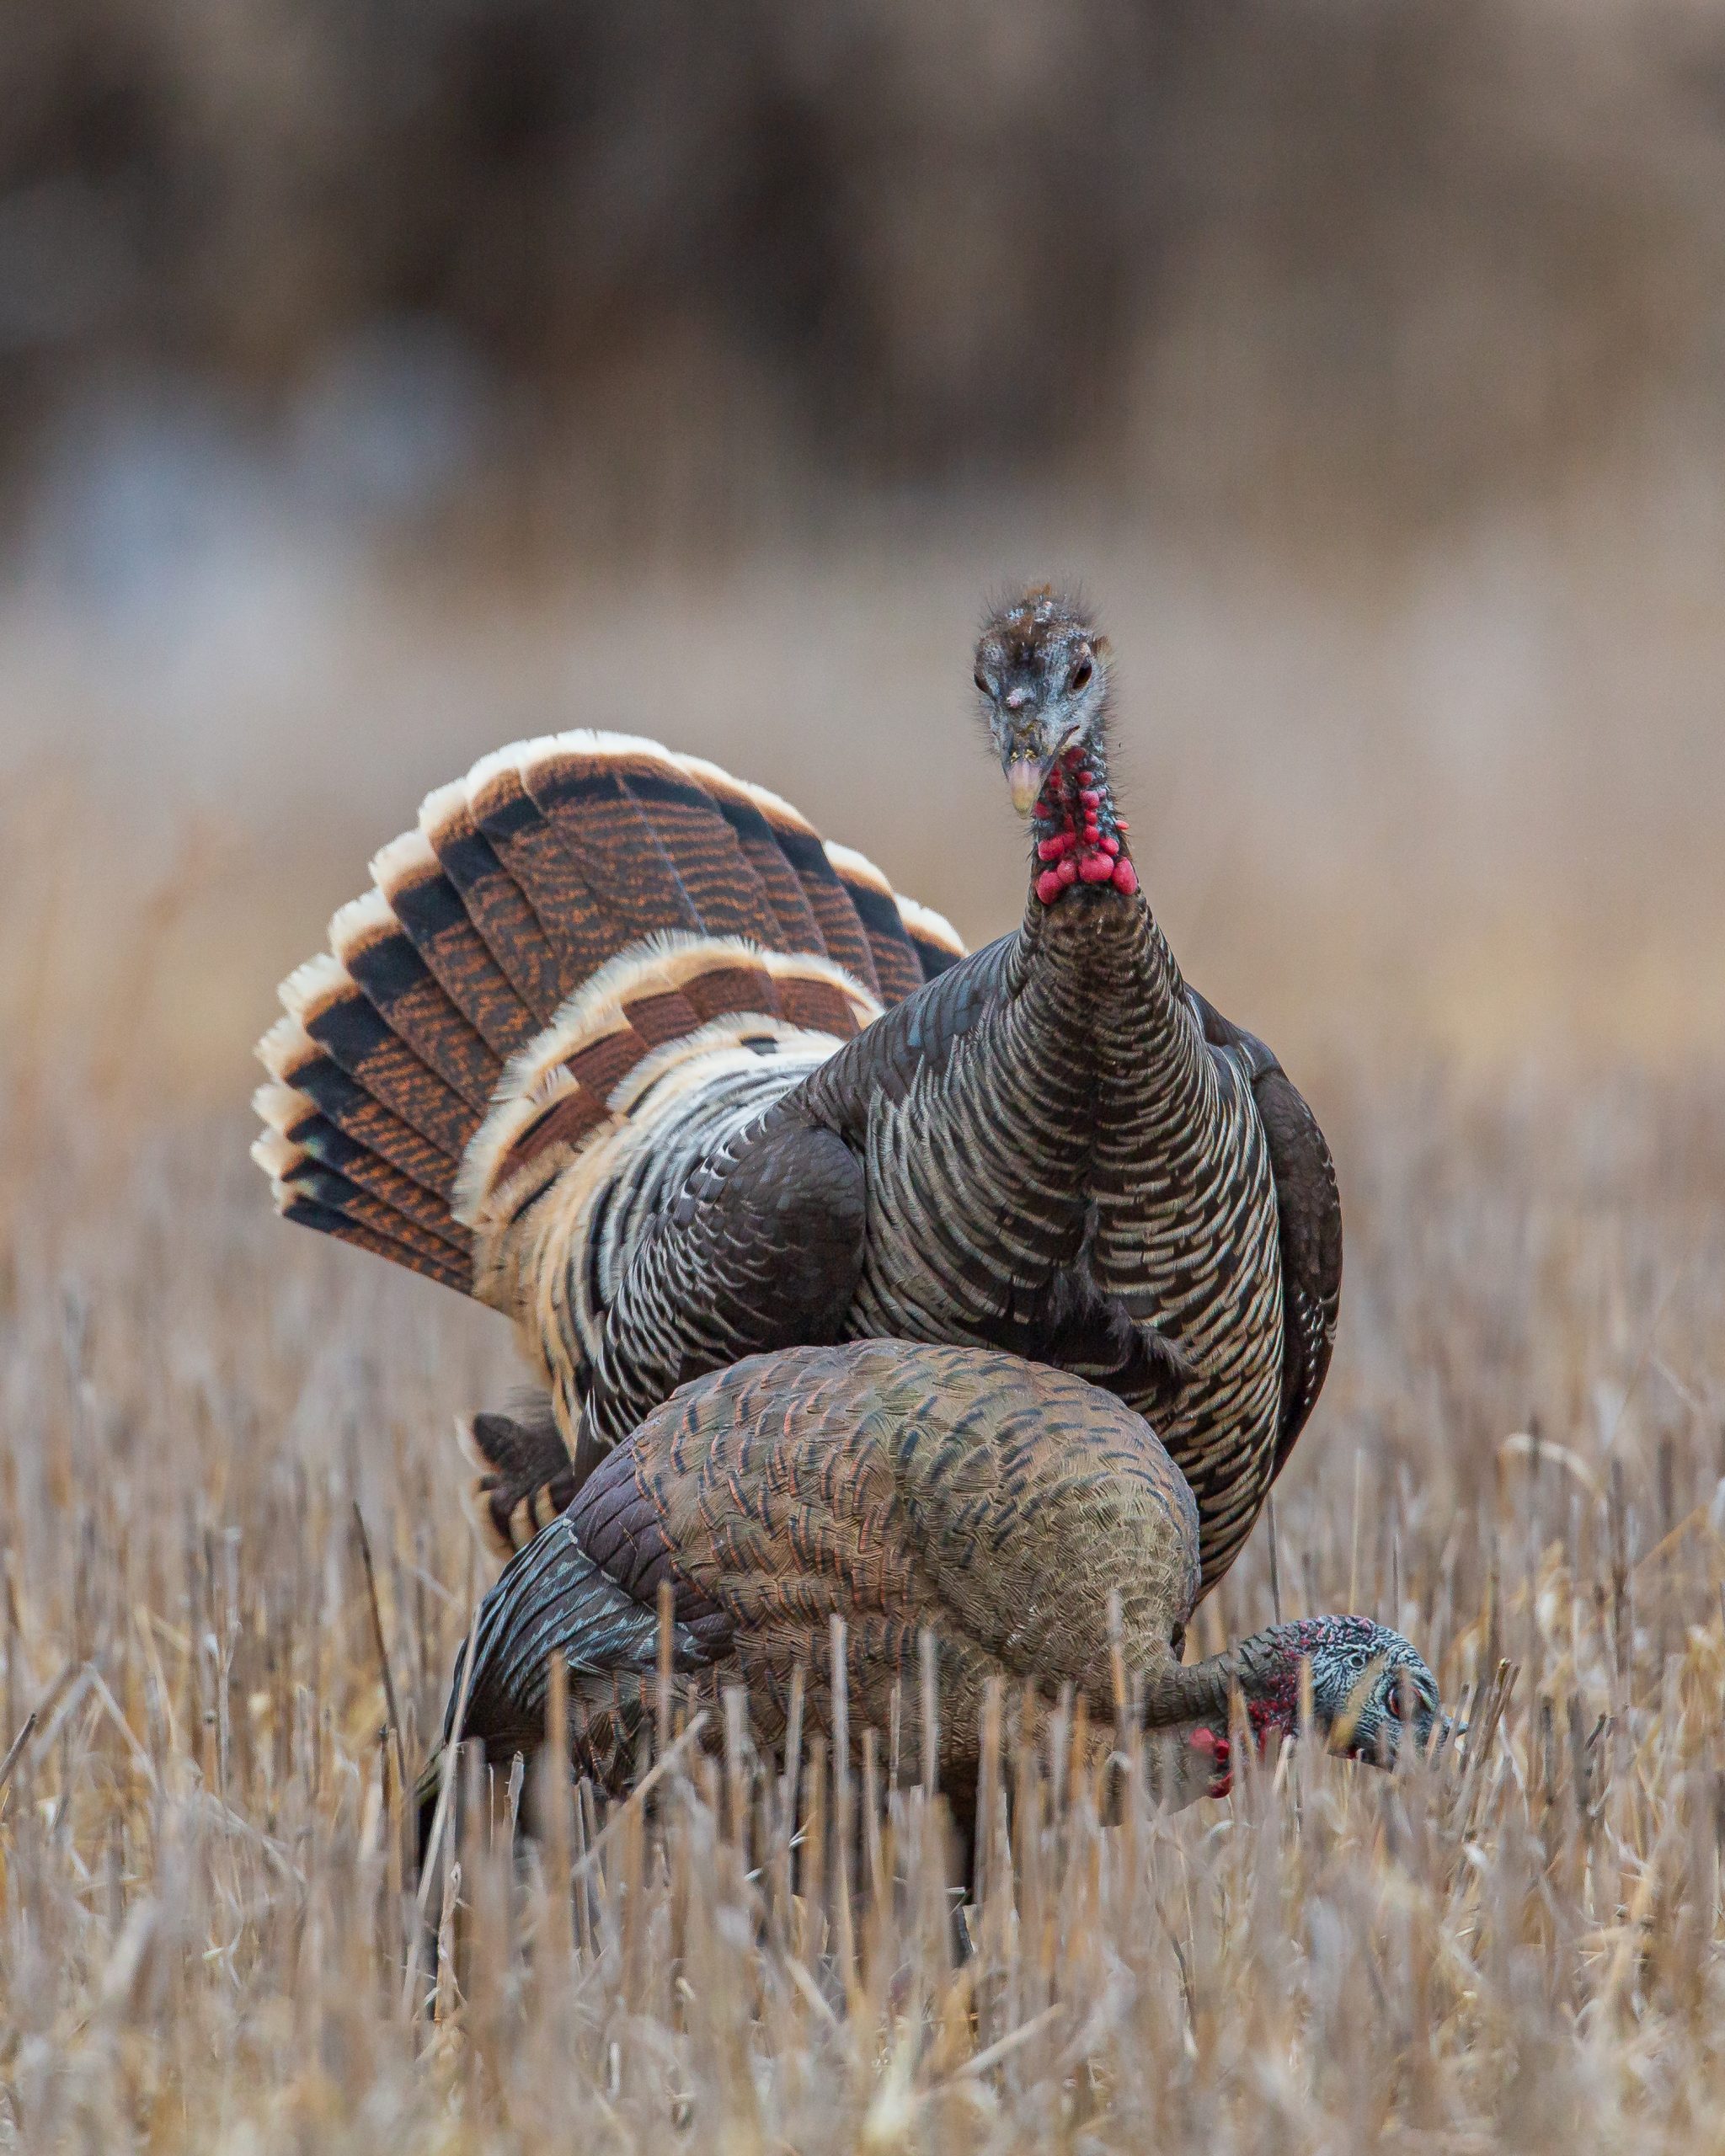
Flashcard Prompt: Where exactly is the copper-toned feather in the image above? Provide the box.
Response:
[467,747,625,988]
[258,1022,458,1198]
[734,783,882,995]
[823,841,926,1003]
[553,742,782,947]
[253,1089,469,1253]
[265,1151,471,1278]
[669,753,830,953]
[256,729,953,1325]
[419,780,567,1022]
[280,955,473,1158]
[277,1193,470,1292]
[329,889,501,1110]
[517,737,702,945]
[371,828,539,1058]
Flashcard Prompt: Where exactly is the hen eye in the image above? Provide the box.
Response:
[1069,658,1093,692]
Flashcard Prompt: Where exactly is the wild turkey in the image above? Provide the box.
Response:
[254,589,1338,1591]
[435,1342,1440,1820]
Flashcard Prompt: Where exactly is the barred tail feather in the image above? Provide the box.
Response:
[253,1085,469,1253]
[328,886,501,1109]
[417,779,566,1022]
[895,894,966,981]
[254,728,966,1299]
[667,753,829,952]
[725,777,884,993]
[258,1017,459,1197]
[370,827,539,1057]
[823,841,927,1003]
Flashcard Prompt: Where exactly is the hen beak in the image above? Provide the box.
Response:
[1007,756,1049,817]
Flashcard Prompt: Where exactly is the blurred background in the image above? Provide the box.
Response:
[3,0,1724,1105]
[0,2,1722,1872]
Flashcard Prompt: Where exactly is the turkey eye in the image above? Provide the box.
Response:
[1070,658,1092,692]
[974,670,991,695]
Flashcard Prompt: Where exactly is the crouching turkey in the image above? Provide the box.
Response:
[431,1342,1442,1828]
[254,588,1338,1596]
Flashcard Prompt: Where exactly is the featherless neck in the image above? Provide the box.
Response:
[1139,1628,1330,1748]
[1134,1641,1297,1812]
[1029,743,1137,905]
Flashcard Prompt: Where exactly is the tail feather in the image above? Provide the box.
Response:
[371,827,538,1058]
[895,894,966,981]
[731,780,882,993]
[254,1084,470,1253]
[256,1136,472,1278]
[256,728,967,1306]
[823,841,927,1004]
[329,888,501,1110]
[279,954,473,1158]
[275,1192,471,1292]
[419,779,567,1022]
[467,747,632,988]
[520,740,698,944]
[669,753,829,952]
[259,1017,458,1197]
[529,734,785,950]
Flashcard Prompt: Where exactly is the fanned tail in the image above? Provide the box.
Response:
[253,730,966,1303]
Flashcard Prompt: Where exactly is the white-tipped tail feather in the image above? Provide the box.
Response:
[252,723,965,1365]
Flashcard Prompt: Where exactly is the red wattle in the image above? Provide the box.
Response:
[1057,856,1078,886]
[1100,835,1119,856]
[1112,857,1138,895]
[1187,1726,1232,1796]
[1078,852,1114,883]
[1037,834,1070,861]
[1035,868,1063,905]
[1079,788,1101,808]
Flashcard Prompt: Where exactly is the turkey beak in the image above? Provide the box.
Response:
[1007,756,1049,816]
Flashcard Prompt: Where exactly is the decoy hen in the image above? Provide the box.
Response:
[254,590,1338,1593]
[435,1342,1439,1822]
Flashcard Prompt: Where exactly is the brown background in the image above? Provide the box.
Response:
[2,0,1722,1103]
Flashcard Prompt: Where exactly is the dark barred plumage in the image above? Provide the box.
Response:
[574,594,1340,1591]
[819,895,1289,1587]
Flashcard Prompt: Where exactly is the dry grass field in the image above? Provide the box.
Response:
[3,530,1724,2151]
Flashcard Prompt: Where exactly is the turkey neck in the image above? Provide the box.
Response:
[1006,734,1208,1130]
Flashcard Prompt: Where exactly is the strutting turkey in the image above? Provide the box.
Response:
[254,589,1340,1593]
[432,1342,1440,1822]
